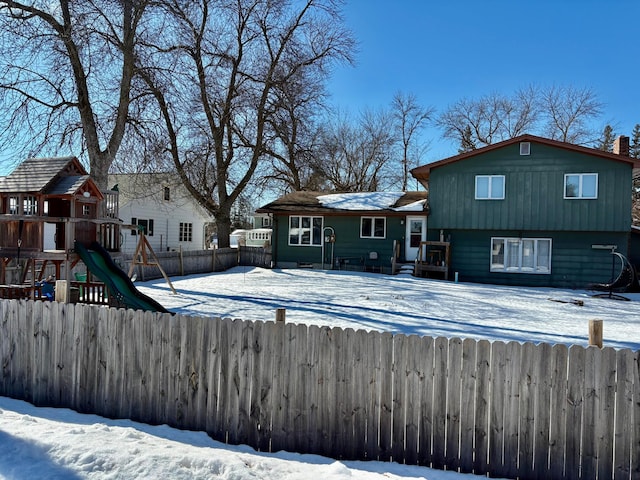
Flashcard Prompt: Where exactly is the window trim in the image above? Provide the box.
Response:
[288,215,323,247]
[564,173,598,199]
[131,218,154,236]
[475,175,505,200]
[360,216,387,239]
[490,237,552,274]
[179,222,193,242]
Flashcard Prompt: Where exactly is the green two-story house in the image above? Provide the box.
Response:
[411,134,639,288]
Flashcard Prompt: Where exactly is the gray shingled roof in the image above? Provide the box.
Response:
[0,157,84,193]
[45,175,91,195]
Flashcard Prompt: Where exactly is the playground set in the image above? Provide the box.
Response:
[0,157,170,312]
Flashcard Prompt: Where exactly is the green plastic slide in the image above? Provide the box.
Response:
[75,241,169,313]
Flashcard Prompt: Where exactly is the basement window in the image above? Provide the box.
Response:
[491,237,551,274]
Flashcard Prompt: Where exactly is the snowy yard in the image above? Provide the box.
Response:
[139,266,640,350]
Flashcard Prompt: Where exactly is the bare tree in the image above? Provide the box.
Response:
[438,84,603,148]
[540,85,603,144]
[315,109,396,192]
[138,0,353,247]
[0,0,152,189]
[437,87,539,148]
[262,65,329,193]
[391,92,433,190]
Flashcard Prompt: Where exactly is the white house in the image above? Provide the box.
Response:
[108,173,216,255]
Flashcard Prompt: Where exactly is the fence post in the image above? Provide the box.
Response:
[275,308,286,323]
[589,319,603,348]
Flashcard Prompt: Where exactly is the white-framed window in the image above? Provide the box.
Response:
[520,142,531,155]
[163,186,171,201]
[179,222,193,242]
[82,204,91,217]
[131,218,154,236]
[564,173,598,199]
[491,237,552,274]
[288,216,322,246]
[475,175,505,200]
[360,217,386,238]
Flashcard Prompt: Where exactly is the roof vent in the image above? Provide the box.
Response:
[520,142,531,155]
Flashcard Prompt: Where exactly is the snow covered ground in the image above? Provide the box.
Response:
[0,396,499,480]
[3,267,639,479]
[140,266,640,350]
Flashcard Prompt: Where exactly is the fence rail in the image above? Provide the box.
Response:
[2,246,271,285]
[0,299,638,479]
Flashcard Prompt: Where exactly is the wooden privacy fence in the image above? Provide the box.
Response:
[122,246,270,281]
[0,299,638,480]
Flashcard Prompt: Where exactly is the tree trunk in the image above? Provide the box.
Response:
[215,211,232,249]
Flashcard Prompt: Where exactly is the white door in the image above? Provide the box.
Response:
[405,216,426,261]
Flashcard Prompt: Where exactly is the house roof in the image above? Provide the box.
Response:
[257,191,428,215]
[410,134,640,182]
[0,157,90,194]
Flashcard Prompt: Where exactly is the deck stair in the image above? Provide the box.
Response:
[395,262,415,276]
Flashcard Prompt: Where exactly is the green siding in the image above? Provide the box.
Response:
[273,214,405,272]
[428,142,632,232]
[435,229,630,288]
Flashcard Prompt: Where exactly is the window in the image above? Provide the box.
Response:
[179,222,193,242]
[520,142,531,155]
[131,218,154,236]
[23,196,37,215]
[288,216,322,246]
[564,173,598,199]
[475,175,505,200]
[361,217,386,238]
[491,237,551,274]
[9,196,18,214]
[163,187,171,201]
[82,205,91,217]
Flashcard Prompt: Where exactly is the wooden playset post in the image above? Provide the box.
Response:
[128,230,176,294]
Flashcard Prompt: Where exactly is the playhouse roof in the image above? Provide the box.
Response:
[0,157,96,196]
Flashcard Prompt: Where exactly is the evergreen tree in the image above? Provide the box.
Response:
[458,125,477,153]
[630,124,640,158]
[596,125,616,152]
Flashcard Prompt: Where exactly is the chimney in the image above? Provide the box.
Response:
[613,135,630,156]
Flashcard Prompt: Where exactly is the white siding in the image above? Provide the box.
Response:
[110,174,214,255]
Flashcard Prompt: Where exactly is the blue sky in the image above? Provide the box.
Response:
[327,0,640,161]
[1,1,637,175]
